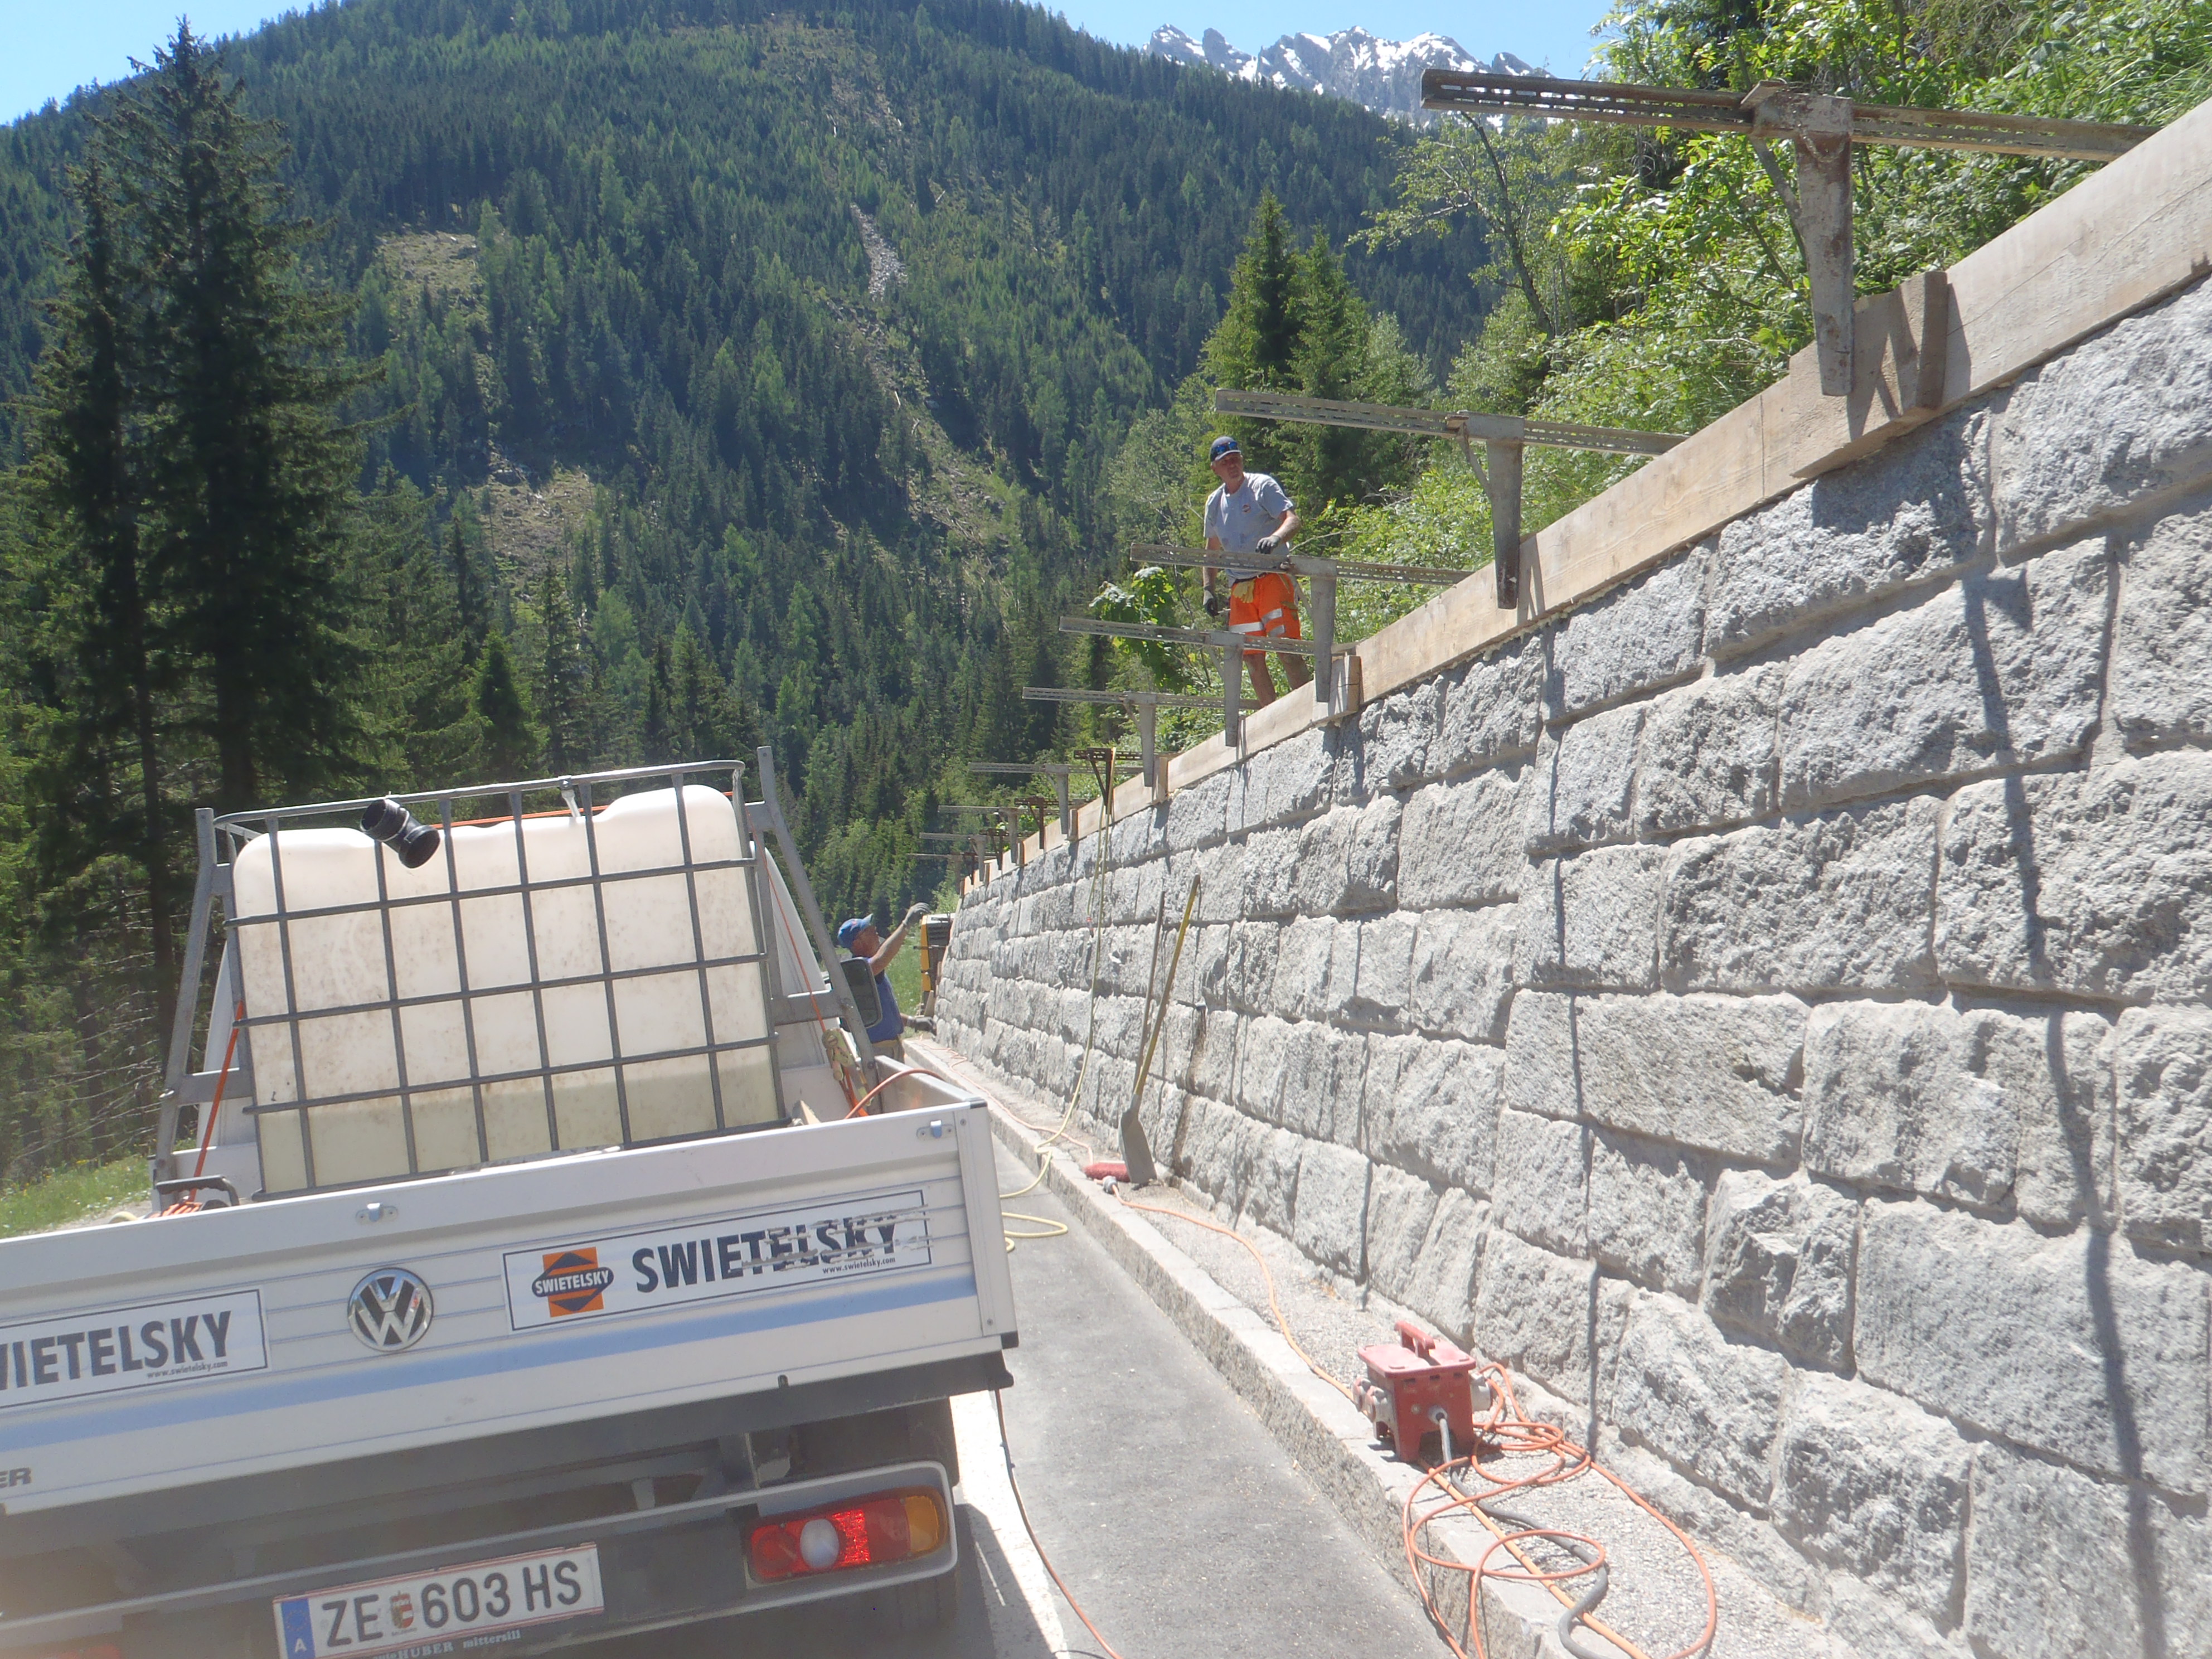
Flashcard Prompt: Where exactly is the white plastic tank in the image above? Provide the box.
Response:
[229,785,778,1192]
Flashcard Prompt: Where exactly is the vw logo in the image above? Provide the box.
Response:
[347,1267,434,1354]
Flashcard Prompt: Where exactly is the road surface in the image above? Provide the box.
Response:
[614,1135,1451,1657]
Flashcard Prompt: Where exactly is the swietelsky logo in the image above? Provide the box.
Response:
[531,1249,615,1317]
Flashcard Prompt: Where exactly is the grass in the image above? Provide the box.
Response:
[0,1157,147,1240]
[884,937,924,1018]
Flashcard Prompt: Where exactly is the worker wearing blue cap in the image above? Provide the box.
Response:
[837,903,926,1057]
[1201,434,1309,706]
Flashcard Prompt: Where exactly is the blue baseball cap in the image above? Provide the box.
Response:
[836,916,874,949]
[1209,434,1240,462]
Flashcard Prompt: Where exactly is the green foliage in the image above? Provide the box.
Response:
[1331,0,2212,639]
[1089,565,1195,689]
[0,1157,147,1239]
[0,0,1495,1173]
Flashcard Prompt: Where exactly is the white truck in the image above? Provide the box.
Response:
[0,755,1015,1659]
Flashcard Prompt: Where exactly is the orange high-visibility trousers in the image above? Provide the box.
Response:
[1227,571,1301,659]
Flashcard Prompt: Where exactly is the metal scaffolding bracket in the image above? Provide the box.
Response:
[1420,67,2151,396]
[1022,687,1219,795]
[1060,615,1344,749]
[1212,390,1685,610]
[970,759,1141,839]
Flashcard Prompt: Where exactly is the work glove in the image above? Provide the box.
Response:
[1255,532,1282,554]
[903,901,929,926]
[1203,590,1224,618]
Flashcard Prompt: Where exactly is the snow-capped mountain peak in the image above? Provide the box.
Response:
[1146,24,1534,122]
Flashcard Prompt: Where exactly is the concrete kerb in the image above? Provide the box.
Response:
[906,1035,1631,1659]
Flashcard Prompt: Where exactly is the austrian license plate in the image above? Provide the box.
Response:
[271,1544,604,1658]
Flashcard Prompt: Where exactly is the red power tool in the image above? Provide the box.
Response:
[1353,1320,1486,1460]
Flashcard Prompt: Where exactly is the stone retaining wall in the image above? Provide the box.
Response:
[938,271,2212,1659]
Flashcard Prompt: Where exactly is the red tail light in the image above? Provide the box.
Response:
[748,1491,946,1582]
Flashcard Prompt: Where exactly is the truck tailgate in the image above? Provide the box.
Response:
[0,1104,1013,1514]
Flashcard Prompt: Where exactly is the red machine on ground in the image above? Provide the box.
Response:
[1354,1321,1486,1461]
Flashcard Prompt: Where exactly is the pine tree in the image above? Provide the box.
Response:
[114,25,371,813]
[535,566,591,773]
[1204,194,1301,479]
[17,151,179,1021]
[473,632,538,780]
[449,516,489,666]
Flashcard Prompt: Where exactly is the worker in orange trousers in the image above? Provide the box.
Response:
[1201,434,1310,707]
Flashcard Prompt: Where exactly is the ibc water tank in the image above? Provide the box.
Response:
[229,785,779,1192]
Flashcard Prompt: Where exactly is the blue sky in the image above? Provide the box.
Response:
[8,2,1615,125]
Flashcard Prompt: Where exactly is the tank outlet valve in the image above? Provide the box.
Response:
[362,797,443,869]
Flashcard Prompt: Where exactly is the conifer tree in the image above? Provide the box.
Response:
[110,23,372,813]
[473,632,537,779]
[18,151,177,1016]
[535,566,591,773]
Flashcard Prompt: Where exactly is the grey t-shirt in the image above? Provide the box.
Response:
[1204,472,1294,581]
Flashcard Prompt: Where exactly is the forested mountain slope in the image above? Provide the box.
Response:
[0,0,1486,1177]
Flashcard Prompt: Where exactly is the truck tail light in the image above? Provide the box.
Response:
[748,1491,946,1582]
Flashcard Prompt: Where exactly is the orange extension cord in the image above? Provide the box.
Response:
[1106,1183,1714,1659]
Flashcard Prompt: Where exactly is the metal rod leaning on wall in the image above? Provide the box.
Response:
[1212,390,1685,613]
[1123,876,1199,1188]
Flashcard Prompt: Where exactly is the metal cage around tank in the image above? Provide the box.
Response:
[175,761,792,1196]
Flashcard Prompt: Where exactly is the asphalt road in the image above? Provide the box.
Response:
[627,1137,1452,1658]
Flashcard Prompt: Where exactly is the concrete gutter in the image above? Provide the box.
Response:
[908,1034,1631,1659]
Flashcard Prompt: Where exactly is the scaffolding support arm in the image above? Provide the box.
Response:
[748,745,875,1072]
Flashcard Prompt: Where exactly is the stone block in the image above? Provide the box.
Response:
[1611,1291,1787,1511]
[1291,1137,1369,1277]
[1268,916,1337,1022]
[1544,544,1709,718]
[1636,667,1781,837]
[1856,1199,2210,1492]
[1342,795,1403,915]
[1398,768,1528,910]
[1995,274,2212,555]
[1434,638,1545,774]
[1701,1170,1856,1370]
[1706,406,1989,658]
[1804,1001,2116,1222]
[1403,1187,1490,1343]
[1516,846,1666,992]
[1408,904,1517,1045]
[1358,677,1442,792]
[1662,796,1941,994]
[1160,1005,1238,1107]
[1163,772,1227,852]
[1240,824,1303,920]
[2116,1005,2212,1253]
[1290,808,1355,918]
[1177,1094,1258,1202]
[1364,1163,1440,1306]
[1822,1575,1970,1659]
[1775,1374,1971,1626]
[1345,912,1416,1026]
[1238,728,1331,831]
[1778,536,2109,811]
[1364,1035,1505,1194]
[1965,1443,2212,1659]
[1936,752,2212,1002]
[1473,1228,1598,1403]
[1501,991,1807,1163]
[2111,493,2212,748]
[1587,1129,1710,1297]
[1224,921,1278,1012]
[1242,1124,1303,1235]
[1492,1108,1589,1256]
[1523,704,1646,855]
[1192,841,1245,925]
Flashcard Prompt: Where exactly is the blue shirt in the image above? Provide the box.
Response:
[865,971,904,1045]
[1204,472,1294,581]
